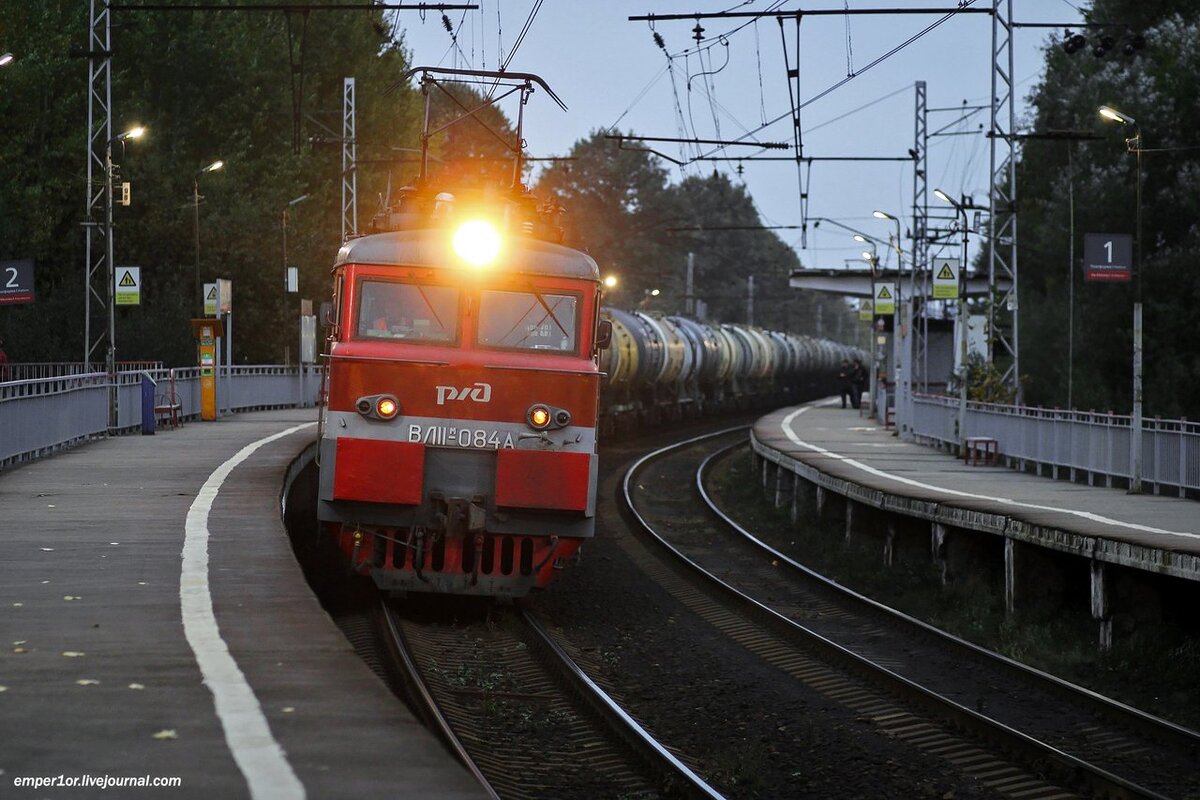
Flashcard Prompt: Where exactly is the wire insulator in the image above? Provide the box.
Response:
[442,14,453,33]
[653,31,665,50]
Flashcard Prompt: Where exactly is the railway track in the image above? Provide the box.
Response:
[623,426,1200,800]
[378,601,722,800]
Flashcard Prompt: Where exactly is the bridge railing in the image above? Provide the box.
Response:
[910,393,1200,496]
[1,364,322,468]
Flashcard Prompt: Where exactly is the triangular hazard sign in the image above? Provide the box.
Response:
[206,286,217,299]
[877,286,892,299]
[936,263,955,280]
[118,271,137,287]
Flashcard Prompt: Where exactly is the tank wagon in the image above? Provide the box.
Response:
[599,308,856,431]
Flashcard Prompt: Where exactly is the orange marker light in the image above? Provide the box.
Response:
[377,397,399,419]
[529,406,551,429]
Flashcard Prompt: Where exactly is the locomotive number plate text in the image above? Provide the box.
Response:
[408,424,517,450]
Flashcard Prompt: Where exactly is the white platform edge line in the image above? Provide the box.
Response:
[182,422,316,800]
[780,405,1198,540]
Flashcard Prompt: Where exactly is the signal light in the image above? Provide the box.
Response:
[526,404,571,431]
[355,394,401,421]
[528,405,551,430]
[377,397,399,419]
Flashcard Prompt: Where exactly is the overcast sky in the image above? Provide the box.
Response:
[392,1,1088,273]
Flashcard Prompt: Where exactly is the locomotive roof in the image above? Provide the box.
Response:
[335,229,600,281]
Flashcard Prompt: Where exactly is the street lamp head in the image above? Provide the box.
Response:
[861,251,874,262]
[124,126,146,140]
[853,234,868,243]
[288,193,310,207]
[1099,105,1135,126]
[603,275,618,289]
[873,210,894,220]
[649,288,660,297]
[933,188,956,206]
[0,53,14,67]
[200,160,224,175]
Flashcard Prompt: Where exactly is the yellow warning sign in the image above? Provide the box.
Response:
[115,267,140,305]
[204,282,217,316]
[874,282,895,315]
[933,257,959,299]
[859,299,874,321]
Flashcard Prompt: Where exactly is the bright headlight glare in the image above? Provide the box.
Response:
[453,219,502,267]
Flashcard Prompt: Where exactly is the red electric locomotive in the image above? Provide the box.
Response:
[317,185,607,597]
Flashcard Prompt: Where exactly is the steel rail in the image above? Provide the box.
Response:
[518,608,725,800]
[622,427,1169,800]
[379,604,501,800]
[696,438,1200,757]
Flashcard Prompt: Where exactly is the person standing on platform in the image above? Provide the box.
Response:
[838,359,855,409]
[851,359,867,410]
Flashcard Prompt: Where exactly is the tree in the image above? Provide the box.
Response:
[1016,2,1200,418]
[0,2,424,365]
[535,132,853,340]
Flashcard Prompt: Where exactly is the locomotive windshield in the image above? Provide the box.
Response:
[477,288,578,354]
[357,279,458,343]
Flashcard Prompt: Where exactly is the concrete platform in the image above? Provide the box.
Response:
[753,401,1200,582]
[0,409,485,799]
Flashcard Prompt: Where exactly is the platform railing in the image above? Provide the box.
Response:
[910,393,1200,496]
[1,364,322,468]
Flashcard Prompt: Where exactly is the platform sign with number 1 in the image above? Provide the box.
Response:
[1084,233,1132,282]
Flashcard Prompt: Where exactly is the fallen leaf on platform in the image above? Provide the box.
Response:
[128,683,145,690]
[152,730,178,740]
[62,651,85,658]
[76,679,100,686]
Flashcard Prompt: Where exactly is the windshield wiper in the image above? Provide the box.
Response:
[529,287,570,338]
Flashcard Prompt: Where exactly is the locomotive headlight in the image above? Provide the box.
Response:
[453,219,501,267]
[356,394,401,421]
[526,404,570,431]
[528,405,552,430]
[376,397,399,419]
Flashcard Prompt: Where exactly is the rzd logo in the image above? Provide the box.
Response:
[435,382,492,405]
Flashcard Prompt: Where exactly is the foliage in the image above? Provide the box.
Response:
[950,353,1019,405]
[1016,1,1200,418]
[535,131,858,340]
[0,1,422,365]
[0,6,855,368]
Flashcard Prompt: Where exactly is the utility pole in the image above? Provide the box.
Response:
[685,252,695,316]
[746,275,755,326]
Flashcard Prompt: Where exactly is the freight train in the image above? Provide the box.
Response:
[313,181,857,598]
[315,67,858,599]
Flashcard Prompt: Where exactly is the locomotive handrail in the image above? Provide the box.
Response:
[483,364,602,376]
[323,353,451,367]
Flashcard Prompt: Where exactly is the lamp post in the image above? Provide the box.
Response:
[194,160,224,315]
[0,53,14,67]
[856,236,882,419]
[875,210,908,436]
[1099,105,1144,493]
[282,193,309,291]
[104,125,145,429]
[934,188,972,450]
